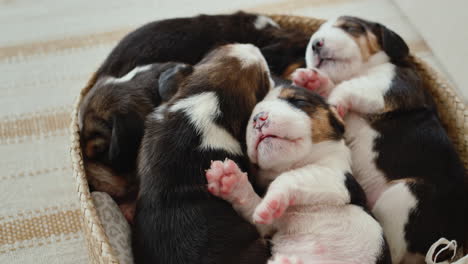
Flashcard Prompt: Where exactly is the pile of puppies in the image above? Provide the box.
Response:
[79,12,467,264]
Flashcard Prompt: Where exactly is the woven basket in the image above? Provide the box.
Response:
[69,15,468,264]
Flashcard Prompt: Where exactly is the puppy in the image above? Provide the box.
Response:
[80,11,309,203]
[96,11,309,78]
[133,44,273,264]
[206,84,391,264]
[292,16,468,263]
[79,62,192,203]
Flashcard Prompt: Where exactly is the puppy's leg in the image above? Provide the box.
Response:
[291,68,334,97]
[373,180,467,264]
[371,182,417,264]
[327,64,395,117]
[206,159,273,235]
[253,164,349,224]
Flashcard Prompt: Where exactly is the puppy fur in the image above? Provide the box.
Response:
[292,16,467,263]
[79,62,192,200]
[79,11,309,204]
[96,12,309,79]
[206,85,391,264]
[133,44,273,264]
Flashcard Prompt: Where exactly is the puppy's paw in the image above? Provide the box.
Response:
[291,68,331,97]
[205,159,248,203]
[268,255,303,264]
[328,92,350,119]
[253,190,293,224]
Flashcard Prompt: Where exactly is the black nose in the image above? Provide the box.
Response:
[312,39,324,52]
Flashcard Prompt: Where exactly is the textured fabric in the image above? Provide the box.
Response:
[0,0,450,263]
[92,192,133,264]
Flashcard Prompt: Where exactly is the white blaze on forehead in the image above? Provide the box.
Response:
[103,64,153,85]
[169,92,242,155]
[228,43,266,68]
[254,15,279,30]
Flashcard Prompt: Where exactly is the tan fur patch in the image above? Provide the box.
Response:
[311,107,336,143]
[282,61,305,79]
[279,87,296,98]
[85,162,129,197]
[335,18,382,61]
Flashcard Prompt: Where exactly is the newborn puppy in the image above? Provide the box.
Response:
[292,16,467,263]
[79,62,192,202]
[133,44,273,264]
[206,85,391,264]
[96,11,309,78]
[80,11,309,206]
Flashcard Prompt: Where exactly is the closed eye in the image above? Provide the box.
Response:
[287,97,311,108]
[341,24,365,34]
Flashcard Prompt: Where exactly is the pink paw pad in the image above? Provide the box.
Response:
[253,192,292,224]
[336,104,349,119]
[205,159,246,202]
[291,68,329,96]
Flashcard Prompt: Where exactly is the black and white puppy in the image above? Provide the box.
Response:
[133,44,273,264]
[292,16,468,263]
[206,85,391,264]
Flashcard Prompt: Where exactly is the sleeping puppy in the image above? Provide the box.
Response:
[97,11,309,79]
[292,16,468,263]
[133,44,273,264]
[206,85,391,264]
[80,11,309,203]
[79,62,192,203]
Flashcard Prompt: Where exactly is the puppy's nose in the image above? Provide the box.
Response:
[253,111,269,129]
[312,39,324,52]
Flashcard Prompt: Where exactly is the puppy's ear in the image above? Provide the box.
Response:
[375,23,409,60]
[108,111,144,172]
[158,64,193,101]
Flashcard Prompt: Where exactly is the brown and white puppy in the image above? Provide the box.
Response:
[292,16,468,263]
[79,62,192,203]
[206,85,390,264]
[133,44,273,264]
[79,11,309,207]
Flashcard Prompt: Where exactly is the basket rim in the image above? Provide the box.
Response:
[69,14,468,263]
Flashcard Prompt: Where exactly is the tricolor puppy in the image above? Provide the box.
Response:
[79,62,191,202]
[79,11,309,206]
[133,44,273,264]
[292,16,468,263]
[206,85,391,264]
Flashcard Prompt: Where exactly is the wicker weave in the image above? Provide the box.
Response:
[70,15,468,264]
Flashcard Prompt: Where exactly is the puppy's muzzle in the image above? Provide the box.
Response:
[312,38,324,53]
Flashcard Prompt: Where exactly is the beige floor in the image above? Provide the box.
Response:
[0,0,461,263]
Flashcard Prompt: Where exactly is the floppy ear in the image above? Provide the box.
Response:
[108,111,145,172]
[377,23,409,60]
[158,64,193,101]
